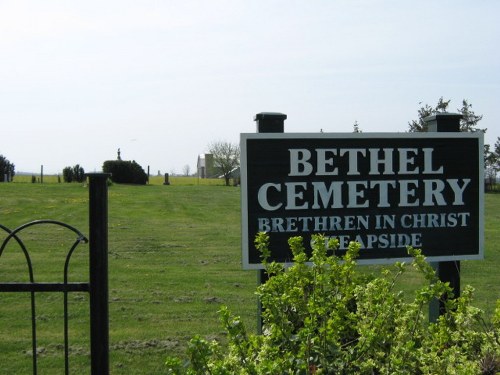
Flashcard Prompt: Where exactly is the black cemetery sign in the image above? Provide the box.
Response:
[241,132,484,269]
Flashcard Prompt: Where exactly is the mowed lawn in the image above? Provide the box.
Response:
[0,179,499,374]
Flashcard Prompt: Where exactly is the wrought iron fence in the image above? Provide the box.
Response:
[0,173,110,375]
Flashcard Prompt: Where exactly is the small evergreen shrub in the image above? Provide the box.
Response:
[165,233,500,374]
[63,166,74,182]
[62,164,85,183]
[102,160,147,185]
[0,154,15,182]
[73,164,85,182]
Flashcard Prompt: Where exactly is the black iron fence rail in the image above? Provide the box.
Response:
[0,282,90,292]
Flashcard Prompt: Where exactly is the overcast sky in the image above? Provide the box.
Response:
[1,0,499,175]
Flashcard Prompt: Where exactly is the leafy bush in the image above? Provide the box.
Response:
[0,154,15,182]
[62,164,85,183]
[165,234,500,374]
[63,166,72,182]
[102,160,147,185]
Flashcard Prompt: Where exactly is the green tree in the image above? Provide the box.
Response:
[408,97,485,133]
[72,164,85,183]
[495,137,500,171]
[0,154,15,182]
[485,138,500,190]
[409,98,493,184]
[459,99,485,133]
[102,159,148,185]
[207,140,240,186]
[62,166,74,182]
[62,164,85,183]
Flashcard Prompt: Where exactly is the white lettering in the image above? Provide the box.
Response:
[369,148,394,175]
[346,181,369,208]
[447,179,471,205]
[423,180,446,206]
[370,180,396,207]
[311,181,343,209]
[285,182,308,210]
[339,149,366,175]
[399,180,419,207]
[423,148,444,174]
[289,149,313,176]
[316,149,338,176]
[399,148,419,174]
[257,183,282,211]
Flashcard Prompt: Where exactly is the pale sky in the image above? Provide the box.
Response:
[1,0,499,175]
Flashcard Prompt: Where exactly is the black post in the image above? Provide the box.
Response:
[254,112,287,334]
[255,112,287,133]
[87,173,111,375]
[425,113,462,322]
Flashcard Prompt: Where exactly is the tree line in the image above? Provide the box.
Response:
[1,98,499,186]
[406,97,499,190]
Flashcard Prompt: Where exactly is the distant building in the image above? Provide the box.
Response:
[197,153,240,185]
[197,153,216,178]
[229,166,240,186]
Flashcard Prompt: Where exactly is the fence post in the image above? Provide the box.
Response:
[424,113,462,322]
[254,112,287,334]
[87,173,111,375]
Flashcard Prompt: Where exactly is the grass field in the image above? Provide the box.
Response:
[1,178,499,374]
[12,174,227,186]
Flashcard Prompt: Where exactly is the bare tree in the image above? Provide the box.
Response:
[207,140,240,186]
[183,164,191,177]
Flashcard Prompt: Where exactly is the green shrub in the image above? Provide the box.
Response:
[166,233,500,374]
[102,160,147,185]
[73,164,85,182]
[0,154,15,182]
[62,166,73,182]
[62,164,85,183]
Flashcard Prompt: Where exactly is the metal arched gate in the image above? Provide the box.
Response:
[0,173,110,375]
